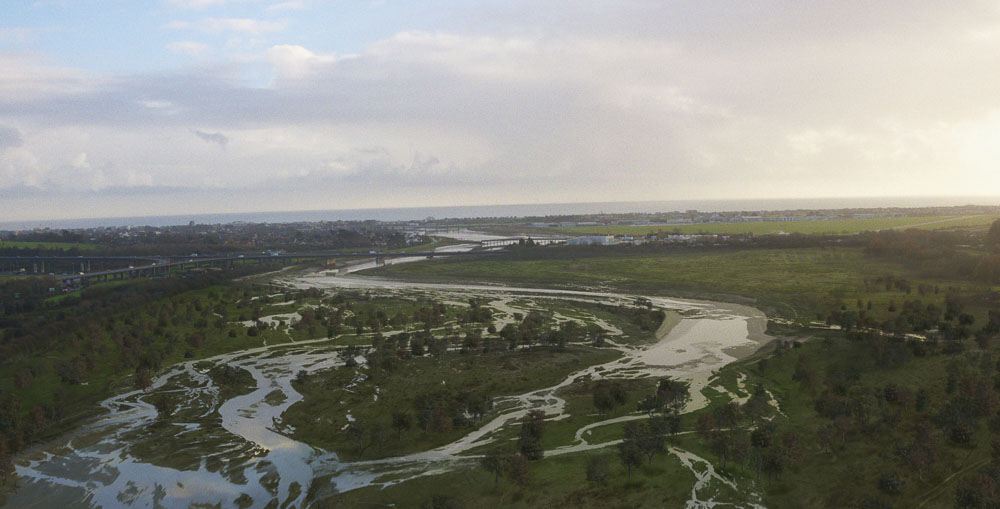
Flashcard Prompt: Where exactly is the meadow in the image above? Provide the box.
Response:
[373,246,998,326]
[544,214,998,236]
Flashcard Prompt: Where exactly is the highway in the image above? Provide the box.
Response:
[0,249,499,285]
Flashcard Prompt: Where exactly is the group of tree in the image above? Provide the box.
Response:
[742,311,1000,505]
[479,411,546,487]
[0,269,278,456]
[604,378,690,478]
[863,225,1000,284]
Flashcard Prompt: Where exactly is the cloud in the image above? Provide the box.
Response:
[166,0,238,8]
[6,1,1000,222]
[0,53,93,100]
[192,129,229,148]
[0,26,60,43]
[164,17,287,35]
[265,1,304,12]
[265,44,337,81]
[167,40,211,56]
[0,126,24,151]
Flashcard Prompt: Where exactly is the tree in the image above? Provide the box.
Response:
[877,472,903,495]
[466,393,492,425]
[480,450,506,485]
[505,454,532,486]
[135,367,153,391]
[743,384,771,425]
[793,356,817,390]
[656,377,690,413]
[151,394,174,421]
[816,424,836,453]
[593,382,616,416]
[618,440,643,478]
[762,451,784,484]
[637,423,666,464]
[586,454,613,485]
[518,410,546,460]
[916,387,929,412]
[0,449,12,485]
[731,432,751,471]
[713,402,742,428]
[500,324,519,350]
[423,494,464,509]
[370,421,389,453]
[905,423,940,481]
[637,394,662,417]
[696,413,716,439]
[987,219,1000,252]
[749,423,775,482]
[347,422,367,454]
[710,431,732,468]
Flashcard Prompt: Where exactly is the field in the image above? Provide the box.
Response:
[714,331,999,508]
[286,346,623,461]
[544,214,998,236]
[372,247,998,325]
[315,444,724,508]
[6,226,1000,508]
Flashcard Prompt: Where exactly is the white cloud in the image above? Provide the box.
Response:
[0,26,60,43]
[265,44,337,81]
[71,152,89,169]
[164,17,287,35]
[167,40,211,56]
[166,0,238,8]
[0,53,95,100]
[6,1,1000,220]
[265,1,304,12]
[0,126,23,151]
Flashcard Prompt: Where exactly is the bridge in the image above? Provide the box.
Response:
[480,237,566,247]
[0,250,499,286]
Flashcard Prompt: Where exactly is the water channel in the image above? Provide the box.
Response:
[8,268,771,508]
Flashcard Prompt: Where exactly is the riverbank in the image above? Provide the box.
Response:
[8,267,775,508]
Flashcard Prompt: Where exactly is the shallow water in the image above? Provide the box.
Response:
[9,271,770,508]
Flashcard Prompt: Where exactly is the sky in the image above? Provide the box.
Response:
[3,1,1000,222]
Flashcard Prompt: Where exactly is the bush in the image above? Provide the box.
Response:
[877,472,903,494]
[586,454,612,485]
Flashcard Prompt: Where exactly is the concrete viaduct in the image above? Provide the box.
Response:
[0,250,498,287]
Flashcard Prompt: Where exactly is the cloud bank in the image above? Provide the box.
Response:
[2,0,1000,221]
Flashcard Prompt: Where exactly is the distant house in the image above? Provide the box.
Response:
[567,235,617,245]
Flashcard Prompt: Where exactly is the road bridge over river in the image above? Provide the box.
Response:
[0,249,498,286]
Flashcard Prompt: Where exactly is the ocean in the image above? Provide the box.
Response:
[3,196,998,230]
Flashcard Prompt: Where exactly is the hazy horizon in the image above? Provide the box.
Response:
[4,194,999,231]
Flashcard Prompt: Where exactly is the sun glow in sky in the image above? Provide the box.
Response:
[3,1,1000,221]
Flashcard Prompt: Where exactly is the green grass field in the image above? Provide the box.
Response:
[714,331,999,508]
[286,346,622,461]
[372,247,997,324]
[546,214,998,236]
[313,445,727,508]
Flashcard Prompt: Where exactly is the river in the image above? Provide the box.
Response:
[7,269,771,508]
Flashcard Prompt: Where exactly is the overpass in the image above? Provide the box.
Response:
[480,237,566,247]
[0,250,499,286]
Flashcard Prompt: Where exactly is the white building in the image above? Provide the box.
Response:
[567,235,618,245]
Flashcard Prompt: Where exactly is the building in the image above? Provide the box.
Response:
[567,235,617,246]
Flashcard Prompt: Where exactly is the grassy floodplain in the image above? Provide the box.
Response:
[351,223,1000,508]
[286,346,622,461]
[6,222,1000,508]
[371,246,998,324]
[544,214,998,237]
